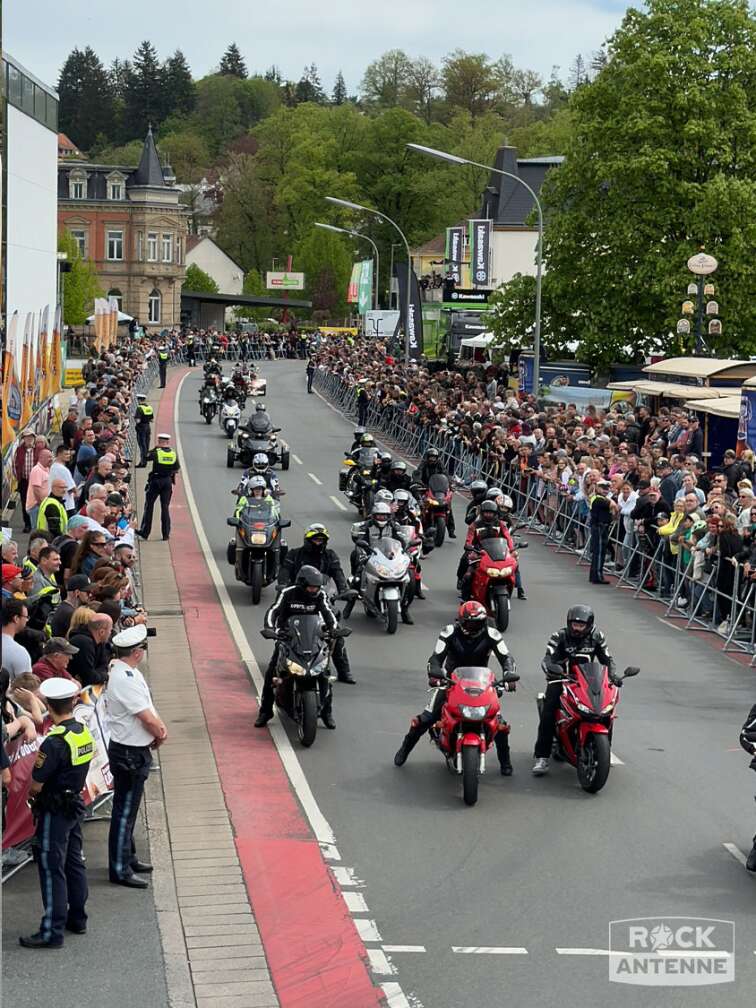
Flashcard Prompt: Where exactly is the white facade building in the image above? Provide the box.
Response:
[185,236,243,295]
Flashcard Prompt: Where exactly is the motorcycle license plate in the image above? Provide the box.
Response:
[250,533,267,544]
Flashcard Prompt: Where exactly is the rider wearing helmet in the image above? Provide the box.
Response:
[278,524,354,684]
[532,605,618,775]
[204,357,222,377]
[457,499,515,599]
[382,459,413,493]
[350,427,367,453]
[413,447,456,538]
[350,502,414,624]
[464,480,490,524]
[256,566,340,729]
[233,474,276,517]
[237,453,280,498]
[394,602,517,774]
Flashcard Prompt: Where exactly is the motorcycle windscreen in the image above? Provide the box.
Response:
[375,537,403,560]
[287,614,324,661]
[249,416,273,434]
[428,473,450,497]
[480,536,509,561]
[450,666,494,689]
[239,499,277,526]
[357,447,378,467]
[574,657,605,711]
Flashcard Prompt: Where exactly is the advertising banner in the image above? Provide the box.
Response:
[393,266,424,360]
[737,387,756,455]
[266,271,305,291]
[468,219,492,286]
[365,310,400,339]
[356,260,373,315]
[347,262,361,303]
[445,226,465,284]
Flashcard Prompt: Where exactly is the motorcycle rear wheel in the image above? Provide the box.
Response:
[204,411,212,425]
[434,515,447,548]
[226,449,235,469]
[251,563,263,605]
[386,598,399,634]
[298,691,318,747]
[494,594,510,632]
[577,733,611,793]
[462,746,479,806]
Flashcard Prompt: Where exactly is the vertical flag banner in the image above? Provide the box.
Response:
[357,260,373,315]
[34,309,45,408]
[38,306,51,400]
[94,298,105,352]
[50,305,63,393]
[445,226,464,285]
[3,312,23,437]
[468,219,492,286]
[110,296,119,347]
[19,314,34,428]
[393,265,424,361]
[347,263,361,303]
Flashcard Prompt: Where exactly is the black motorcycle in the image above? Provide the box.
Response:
[261,615,351,747]
[200,386,219,424]
[227,500,290,604]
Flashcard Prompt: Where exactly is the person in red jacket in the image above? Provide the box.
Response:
[457,499,514,599]
[31,638,80,683]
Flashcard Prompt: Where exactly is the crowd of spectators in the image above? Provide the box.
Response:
[313,333,756,636]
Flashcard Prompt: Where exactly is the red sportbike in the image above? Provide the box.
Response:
[432,665,519,806]
[467,535,528,632]
[415,474,453,547]
[538,657,639,793]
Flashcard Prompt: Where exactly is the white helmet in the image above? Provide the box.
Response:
[253,453,269,473]
[372,501,392,526]
[501,494,514,511]
[375,489,394,507]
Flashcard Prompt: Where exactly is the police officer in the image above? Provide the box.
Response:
[157,343,170,388]
[306,358,316,393]
[185,332,196,367]
[20,677,93,948]
[137,433,180,541]
[107,624,167,888]
[134,394,154,468]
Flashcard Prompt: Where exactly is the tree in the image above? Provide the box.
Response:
[57,47,114,150]
[295,229,352,318]
[541,0,756,368]
[163,50,196,117]
[160,130,210,183]
[91,139,145,164]
[332,70,348,105]
[109,58,131,98]
[568,54,588,90]
[360,50,412,108]
[183,263,219,293]
[219,43,247,78]
[441,50,500,120]
[265,65,282,84]
[591,47,609,74]
[488,273,567,356]
[194,75,244,155]
[59,231,103,326]
[295,64,326,104]
[406,57,439,123]
[122,41,165,136]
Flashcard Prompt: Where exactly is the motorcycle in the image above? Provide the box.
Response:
[416,474,453,547]
[537,657,639,793]
[261,615,351,747]
[349,534,411,634]
[200,387,219,424]
[226,501,290,604]
[431,666,520,806]
[466,535,529,632]
[219,399,241,438]
[340,447,379,515]
[396,523,429,602]
[227,426,290,470]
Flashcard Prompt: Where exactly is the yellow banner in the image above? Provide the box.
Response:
[19,313,34,428]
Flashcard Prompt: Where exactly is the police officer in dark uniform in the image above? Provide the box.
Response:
[277,523,355,684]
[20,677,93,949]
[134,394,154,468]
[137,432,180,541]
[306,358,316,393]
[185,332,196,367]
[157,343,170,388]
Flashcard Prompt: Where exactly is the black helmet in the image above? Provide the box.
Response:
[425,447,440,462]
[296,565,323,593]
[353,426,366,439]
[470,479,488,503]
[380,454,393,471]
[566,604,594,642]
[255,402,267,412]
[479,499,499,521]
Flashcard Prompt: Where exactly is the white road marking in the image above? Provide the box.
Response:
[175,373,335,845]
[330,494,348,512]
[343,891,369,913]
[723,842,748,867]
[658,618,684,632]
[610,752,624,766]
[354,918,383,942]
[319,843,341,861]
[451,947,528,955]
[331,866,365,887]
[292,453,303,464]
[381,983,412,1008]
[367,949,397,975]
[308,472,323,485]
[555,948,614,956]
[383,945,427,953]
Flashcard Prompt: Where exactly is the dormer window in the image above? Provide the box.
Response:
[68,169,88,199]
[106,171,127,201]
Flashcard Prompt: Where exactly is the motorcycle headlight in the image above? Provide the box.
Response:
[287,660,305,675]
[427,497,438,506]
[487,567,500,576]
[576,701,592,714]
[601,702,615,714]
[375,563,392,577]
[203,397,210,403]
[459,704,486,720]
[250,533,267,545]
[501,565,513,574]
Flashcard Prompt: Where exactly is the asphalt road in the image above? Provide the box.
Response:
[179,361,755,1008]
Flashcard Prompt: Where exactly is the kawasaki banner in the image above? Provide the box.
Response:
[393,265,423,360]
[445,226,464,284]
[468,219,492,286]
[357,260,373,315]
[347,262,362,303]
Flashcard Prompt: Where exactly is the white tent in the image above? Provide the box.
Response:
[459,332,495,349]
[85,310,134,323]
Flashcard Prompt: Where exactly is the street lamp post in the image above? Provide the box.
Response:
[314,222,380,310]
[407,143,544,397]
[325,197,413,360]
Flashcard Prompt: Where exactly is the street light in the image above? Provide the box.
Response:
[325,196,414,360]
[407,142,544,397]
[314,222,380,310]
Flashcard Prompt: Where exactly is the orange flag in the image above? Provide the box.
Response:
[38,305,50,401]
[2,312,22,442]
[19,313,34,427]
[50,305,63,393]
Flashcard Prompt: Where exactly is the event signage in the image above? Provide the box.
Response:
[364,310,400,338]
[444,287,492,304]
[266,271,305,290]
[445,226,465,284]
[393,266,424,360]
[356,260,373,315]
[347,262,361,303]
[468,219,492,286]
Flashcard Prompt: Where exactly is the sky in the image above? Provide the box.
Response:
[5,0,633,94]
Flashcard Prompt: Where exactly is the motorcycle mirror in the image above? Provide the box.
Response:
[515,541,529,549]
[279,518,292,528]
[260,627,277,639]
[622,666,640,678]
[226,517,239,527]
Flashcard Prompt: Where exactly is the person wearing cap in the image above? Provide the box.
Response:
[2,563,24,599]
[19,676,93,949]
[134,394,154,468]
[107,624,167,888]
[49,575,93,638]
[137,433,180,542]
[14,430,38,533]
[589,480,616,584]
[32,638,80,683]
[157,343,170,387]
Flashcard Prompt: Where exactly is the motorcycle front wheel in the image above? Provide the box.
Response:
[576,733,611,793]
[298,690,318,747]
[462,746,479,806]
[204,411,212,425]
[250,563,263,605]
[434,515,447,548]
[385,598,399,634]
[494,594,510,632]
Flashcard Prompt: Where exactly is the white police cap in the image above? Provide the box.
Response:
[39,677,80,701]
[112,624,148,648]
[157,432,171,440]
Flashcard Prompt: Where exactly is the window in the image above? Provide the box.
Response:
[71,181,84,199]
[148,289,161,324]
[70,229,87,256]
[68,170,88,200]
[3,58,59,131]
[177,237,183,264]
[109,182,123,200]
[107,289,123,311]
[107,230,124,261]
[137,232,144,261]
[7,63,22,104]
[161,233,173,262]
[147,232,158,262]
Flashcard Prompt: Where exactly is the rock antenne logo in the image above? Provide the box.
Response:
[650,923,675,952]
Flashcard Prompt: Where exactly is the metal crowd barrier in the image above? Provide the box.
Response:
[314,369,756,656]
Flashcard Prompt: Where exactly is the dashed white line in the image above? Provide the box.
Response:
[331,866,364,887]
[383,945,427,953]
[610,752,624,766]
[343,891,369,913]
[367,949,397,975]
[354,918,383,942]
[319,843,341,861]
[723,842,748,867]
[381,982,412,1008]
[555,948,613,956]
[308,472,323,485]
[330,494,348,512]
[451,947,528,955]
[292,453,303,464]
